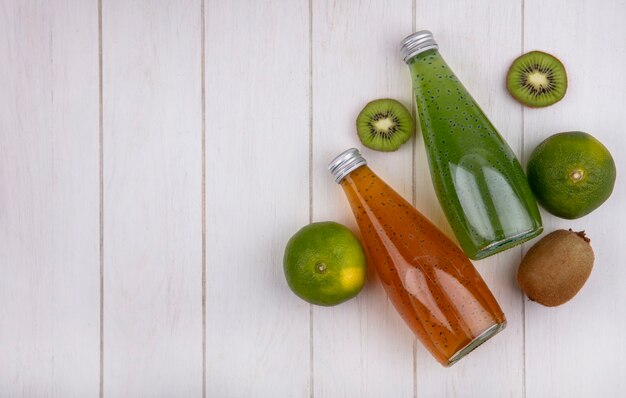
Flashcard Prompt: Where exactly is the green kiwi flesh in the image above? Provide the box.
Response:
[507,51,567,107]
[356,98,415,152]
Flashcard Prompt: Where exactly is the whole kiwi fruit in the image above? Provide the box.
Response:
[517,229,594,307]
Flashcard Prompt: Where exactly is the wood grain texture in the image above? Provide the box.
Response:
[0,0,99,396]
[311,1,415,396]
[523,1,626,396]
[1,0,625,395]
[204,0,311,396]
[413,1,526,396]
[101,0,203,395]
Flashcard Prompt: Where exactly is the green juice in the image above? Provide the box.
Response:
[403,33,542,259]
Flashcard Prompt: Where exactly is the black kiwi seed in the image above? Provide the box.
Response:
[506,51,567,108]
[356,98,415,152]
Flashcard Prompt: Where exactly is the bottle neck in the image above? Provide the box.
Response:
[407,49,459,99]
[340,165,370,189]
[407,48,445,72]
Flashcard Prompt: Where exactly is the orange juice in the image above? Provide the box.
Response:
[329,149,506,366]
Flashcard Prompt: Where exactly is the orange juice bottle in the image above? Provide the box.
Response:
[329,148,506,366]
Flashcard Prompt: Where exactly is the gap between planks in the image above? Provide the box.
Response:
[520,1,527,398]
[201,0,207,397]
[308,0,315,396]
[98,0,104,396]
[411,0,418,396]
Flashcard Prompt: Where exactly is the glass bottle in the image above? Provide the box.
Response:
[329,148,506,367]
[400,31,542,260]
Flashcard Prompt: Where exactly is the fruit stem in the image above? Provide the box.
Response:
[569,169,584,182]
[569,228,591,243]
[315,262,327,274]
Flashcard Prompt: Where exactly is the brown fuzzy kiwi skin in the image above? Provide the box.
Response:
[517,229,594,307]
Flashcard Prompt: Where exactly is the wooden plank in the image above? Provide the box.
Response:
[413,1,525,396]
[523,0,626,396]
[204,0,311,396]
[311,1,415,396]
[101,0,203,395]
[0,0,100,395]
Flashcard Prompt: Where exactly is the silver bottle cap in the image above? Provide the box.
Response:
[400,30,439,63]
[328,148,367,184]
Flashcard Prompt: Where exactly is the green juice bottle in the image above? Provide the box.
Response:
[400,31,542,260]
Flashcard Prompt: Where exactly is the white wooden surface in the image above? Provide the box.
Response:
[205,1,310,396]
[101,0,203,395]
[0,1,100,396]
[311,1,415,396]
[522,1,626,396]
[1,0,625,397]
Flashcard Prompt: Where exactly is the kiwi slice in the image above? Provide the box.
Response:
[356,98,415,152]
[506,51,567,107]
